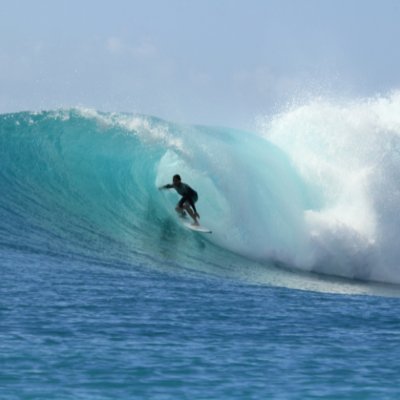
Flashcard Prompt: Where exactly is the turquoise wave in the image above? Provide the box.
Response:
[1,100,400,286]
[0,109,309,269]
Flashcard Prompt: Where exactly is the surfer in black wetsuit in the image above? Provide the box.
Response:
[159,174,200,225]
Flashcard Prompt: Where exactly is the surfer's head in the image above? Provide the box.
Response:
[173,174,181,185]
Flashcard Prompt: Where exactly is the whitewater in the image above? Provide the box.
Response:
[2,93,400,399]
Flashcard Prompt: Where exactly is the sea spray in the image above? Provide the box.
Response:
[258,91,400,282]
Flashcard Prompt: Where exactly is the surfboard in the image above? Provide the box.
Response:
[182,221,212,234]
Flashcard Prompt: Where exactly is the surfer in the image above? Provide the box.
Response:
[159,174,200,226]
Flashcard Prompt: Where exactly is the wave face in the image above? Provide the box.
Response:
[1,97,400,285]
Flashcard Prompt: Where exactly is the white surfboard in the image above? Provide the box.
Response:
[182,221,212,234]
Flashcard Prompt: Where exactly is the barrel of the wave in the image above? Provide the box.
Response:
[155,124,313,265]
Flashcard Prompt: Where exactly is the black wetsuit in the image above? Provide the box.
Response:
[164,182,198,212]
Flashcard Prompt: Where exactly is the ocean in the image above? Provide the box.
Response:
[1,98,400,399]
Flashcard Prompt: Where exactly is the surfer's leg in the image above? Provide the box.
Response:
[183,201,199,226]
[175,199,186,217]
[184,204,198,225]
[175,205,186,217]
[178,196,198,225]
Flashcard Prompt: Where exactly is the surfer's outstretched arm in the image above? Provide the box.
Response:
[159,184,173,190]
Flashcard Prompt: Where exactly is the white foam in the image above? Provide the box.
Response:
[75,107,186,153]
[258,91,400,283]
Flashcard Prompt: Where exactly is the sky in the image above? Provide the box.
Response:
[1,0,400,129]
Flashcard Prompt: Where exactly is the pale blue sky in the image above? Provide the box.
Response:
[1,0,399,128]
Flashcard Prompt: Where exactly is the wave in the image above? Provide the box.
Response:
[1,96,400,286]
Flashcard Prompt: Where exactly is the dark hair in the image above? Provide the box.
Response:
[173,174,181,181]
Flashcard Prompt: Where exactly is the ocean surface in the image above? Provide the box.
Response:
[1,97,400,399]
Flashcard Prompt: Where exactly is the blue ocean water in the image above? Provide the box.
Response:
[1,103,400,399]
